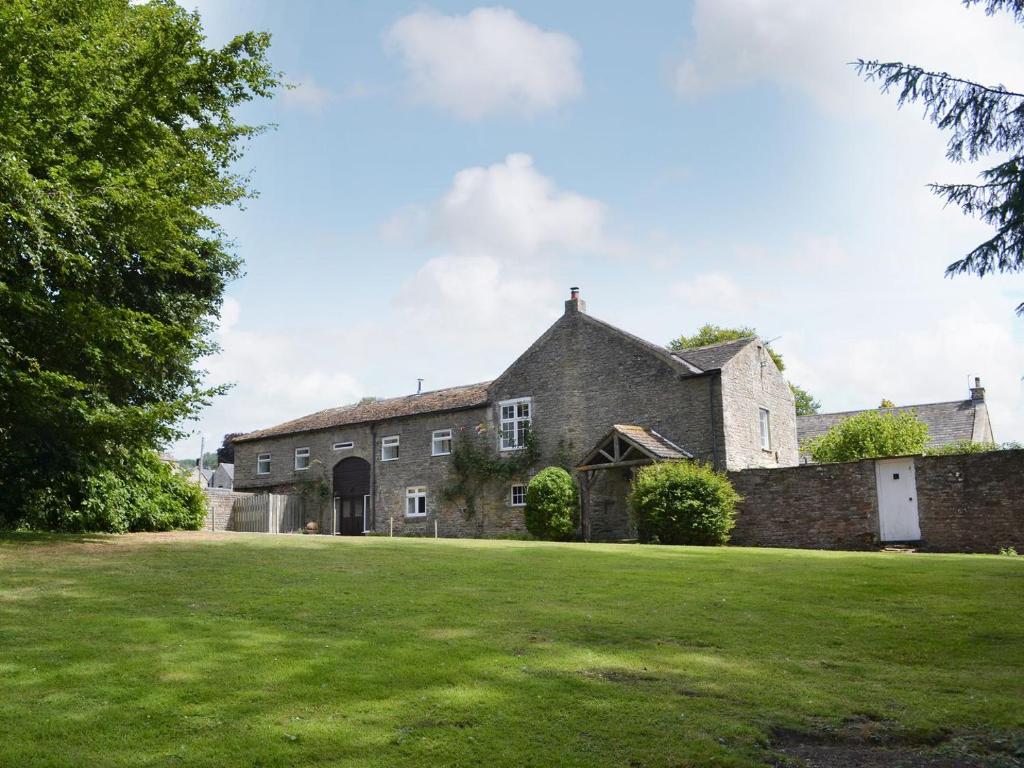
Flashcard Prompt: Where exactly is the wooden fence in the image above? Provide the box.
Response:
[231,493,311,534]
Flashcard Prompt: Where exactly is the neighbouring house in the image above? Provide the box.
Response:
[209,462,234,490]
[188,465,214,487]
[232,289,797,540]
[797,377,995,460]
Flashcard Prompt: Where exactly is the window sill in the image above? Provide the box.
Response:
[294,467,309,471]
[404,514,428,519]
[500,446,527,453]
[431,452,451,457]
[381,457,399,462]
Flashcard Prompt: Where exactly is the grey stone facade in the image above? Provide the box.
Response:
[233,292,799,539]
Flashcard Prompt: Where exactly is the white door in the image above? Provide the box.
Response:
[875,457,921,542]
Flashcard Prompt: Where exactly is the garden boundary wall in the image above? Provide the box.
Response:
[727,450,1024,552]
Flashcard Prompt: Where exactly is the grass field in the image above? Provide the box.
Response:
[1,533,1022,767]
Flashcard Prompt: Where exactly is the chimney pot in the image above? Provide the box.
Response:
[564,286,586,315]
[970,377,985,402]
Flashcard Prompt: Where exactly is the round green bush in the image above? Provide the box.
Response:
[628,461,740,545]
[524,467,578,541]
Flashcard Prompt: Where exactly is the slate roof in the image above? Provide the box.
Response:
[797,400,981,449]
[671,336,757,372]
[613,425,693,459]
[233,314,757,445]
[219,463,235,480]
[234,382,492,443]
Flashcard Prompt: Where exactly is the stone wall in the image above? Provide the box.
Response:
[203,489,251,532]
[728,450,1024,552]
[915,450,1024,552]
[729,460,880,549]
[720,341,799,470]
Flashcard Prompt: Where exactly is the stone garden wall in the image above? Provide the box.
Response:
[728,450,1024,552]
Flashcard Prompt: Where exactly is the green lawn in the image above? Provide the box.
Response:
[1,533,1022,767]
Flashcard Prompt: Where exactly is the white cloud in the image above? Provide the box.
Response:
[385,7,582,119]
[280,77,334,113]
[675,0,1024,113]
[671,272,748,314]
[388,153,607,258]
[397,255,560,352]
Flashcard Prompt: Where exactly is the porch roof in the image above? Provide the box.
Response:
[578,424,692,471]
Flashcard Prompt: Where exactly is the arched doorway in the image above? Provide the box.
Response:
[332,457,371,535]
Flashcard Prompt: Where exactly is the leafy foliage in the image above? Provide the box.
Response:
[802,410,930,464]
[790,383,821,415]
[628,461,740,545]
[669,324,785,370]
[0,1,277,528]
[20,450,205,533]
[924,439,1022,455]
[856,0,1024,314]
[440,425,538,517]
[524,467,578,541]
[879,399,897,409]
[217,433,243,465]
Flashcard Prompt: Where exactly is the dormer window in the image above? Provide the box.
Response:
[499,397,532,451]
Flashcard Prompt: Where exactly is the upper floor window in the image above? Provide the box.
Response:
[294,447,310,470]
[406,486,427,517]
[332,441,354,451]
[759,408,771,451]
[499,397,532,451]
[432,429,452,456]
[257,453,271,475]
[382,435,400,461]
[510,483,527,507]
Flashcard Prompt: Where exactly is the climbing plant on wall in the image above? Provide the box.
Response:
[441,424,539,517]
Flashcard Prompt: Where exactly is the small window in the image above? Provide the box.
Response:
[333,441,354,451]
[382,435,400,461]
[510,483,527,507]
[759,408,771,451]
[499,397,532,451]
[405,486,427,517]
[432,429,452,456]
[257,453,271,475]
[294,447,310,470]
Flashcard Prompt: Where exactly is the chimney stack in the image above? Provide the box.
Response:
[970,376,985,402]
[564,286,586,315]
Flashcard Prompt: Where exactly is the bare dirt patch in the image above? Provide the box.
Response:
[764,720,1024,768]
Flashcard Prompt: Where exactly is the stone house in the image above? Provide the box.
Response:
[797,378,995,460]
[232,290,798,540]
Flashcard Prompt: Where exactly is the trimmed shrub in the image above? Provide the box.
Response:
[802,410,929,464]
[525,467,578,541]
[628,461,740,545]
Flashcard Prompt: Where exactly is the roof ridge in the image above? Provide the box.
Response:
[799,399,972,419]
[676,336,756,352]
[580,313,707,376]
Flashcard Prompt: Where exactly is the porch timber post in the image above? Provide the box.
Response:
[578,470,593,542]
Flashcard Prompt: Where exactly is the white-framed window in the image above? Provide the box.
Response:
[294,447,310,470]
[405,486,427,517]
[257,453,271,475]
[381,435,400,461]
[510,483,527,507]
[759,408,772,451]
[432,428,452,456]
[332,441,354,451]
[499,397,532,451]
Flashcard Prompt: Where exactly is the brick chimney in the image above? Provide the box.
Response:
[970,376,986,402]
[564,286,586,315]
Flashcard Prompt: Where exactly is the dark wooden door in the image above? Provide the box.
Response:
[332,457,370,536]
[336,496,364,535]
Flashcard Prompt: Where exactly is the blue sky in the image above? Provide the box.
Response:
[172,0,1024,458]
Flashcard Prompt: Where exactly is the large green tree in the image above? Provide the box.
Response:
[668,324,821,415]
[0,0,277,527]
[857,0,1024,315]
